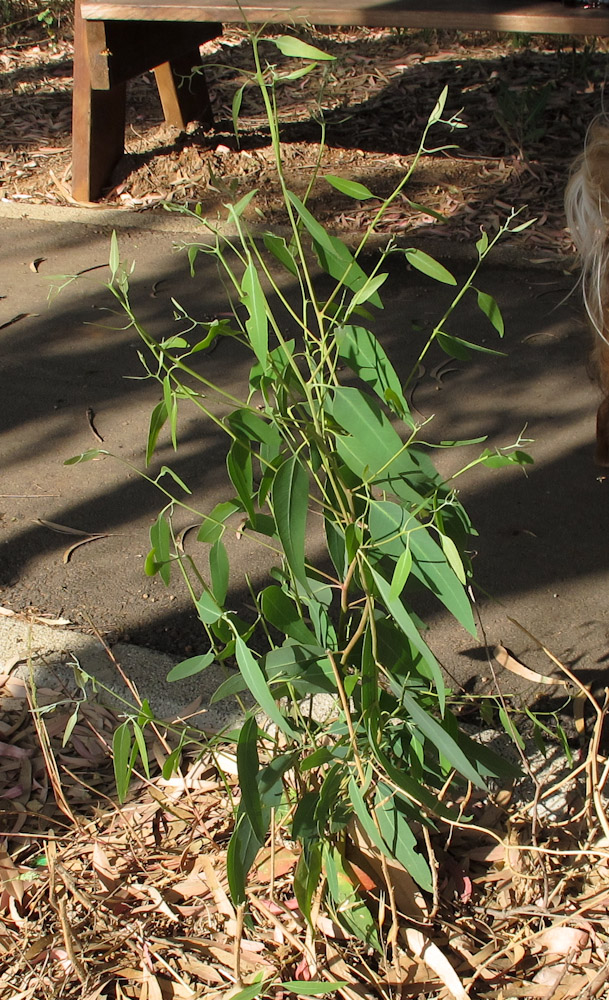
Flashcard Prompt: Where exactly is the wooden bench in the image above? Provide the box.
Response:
[73,0,609,202]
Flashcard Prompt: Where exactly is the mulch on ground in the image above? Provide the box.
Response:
[2,625,609,1000]
[2,25,609,258]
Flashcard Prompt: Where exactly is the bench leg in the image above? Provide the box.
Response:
[72,0,126,202]
[154,50,214,130]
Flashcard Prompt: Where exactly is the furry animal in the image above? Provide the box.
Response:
[565,118,609,465]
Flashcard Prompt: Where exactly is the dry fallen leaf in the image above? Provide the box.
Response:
[494,643,566,687]
[37,519,94,536]
[0,313,37,330]
[404,927,468,1000]
[537,925,589,957]
[63,534,108,564]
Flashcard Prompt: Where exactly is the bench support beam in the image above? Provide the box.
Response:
[72,0,126,202]
[154,50,214,130]
[71,0,221,201]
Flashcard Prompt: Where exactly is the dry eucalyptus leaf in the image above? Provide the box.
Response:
[494,643,566,687]
[404,927,468,1000]
[63,534,108,564]
[538,925,589,956]
[37,519,93,536]
[0,312,36,330]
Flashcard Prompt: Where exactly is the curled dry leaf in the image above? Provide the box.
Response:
[404,927,468,1000]
[92,841,121,893]
[63,534,108,563]
[493,643,567,687]
[29,257,46,272]
[0,313,37,331]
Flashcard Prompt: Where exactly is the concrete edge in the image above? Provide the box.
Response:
[0,198,569,269]
[0,613,242,734]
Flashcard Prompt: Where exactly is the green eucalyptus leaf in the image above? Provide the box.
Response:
[294,843,323,926]
[149,511,171,585]
[389,544,413,600]
[227,439,254,521]
[197,499,242,544]
[324,174,375,200]
[286,191,383,308]
[222,976,267,1000]
[232,83,245,140]
[146,400,168,466]
[510,218,536,233]
[282,61,319,81]
[264,645,334,696]
[209,670,248,704]
[323,845,381,950]
[428,85,448,124]
[348,776,387,855]
[480,449,533,468]
[283,981,349,995]
[228,408,278,446]
[262,232,298,277]
[162,736,185,779]
[271,35,336,60]
[235,636,298,737]
[260,586,318,645]
[335,325,411,422]
[109,230,120,281]
[476,231,489,256]
[237,716,265,841]
[227,811,260,905]
[209,538,230,604]
[369,566,447,710]
[330,386,440,504]
[158,465,191,494]
[477,290,504,336]
[195,590,223,624]
[374,781,432,891]
[113,722,132,804]
[272,455,309,591]
[64,448,105,465]
[132,721,150,779]
[439,532,466,585]
[401,689,487,788]
[228,189,258,219]
[436,331,505,359]
[350,272,389,308]
[325,517,347,577]
[62,708,79,748]
[241,258,268,367]
[405,248,456,285]
[160,335,188,350]
[167,650,215,682]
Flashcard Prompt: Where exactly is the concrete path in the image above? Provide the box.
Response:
[0,206,607,724]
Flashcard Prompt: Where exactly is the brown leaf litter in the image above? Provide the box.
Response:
[1,629,609,1000]
[2,25,608,258]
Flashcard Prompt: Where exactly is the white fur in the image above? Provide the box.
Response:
[565,119,609,347]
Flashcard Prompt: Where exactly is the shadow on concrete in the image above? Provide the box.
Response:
[1,217,607,703]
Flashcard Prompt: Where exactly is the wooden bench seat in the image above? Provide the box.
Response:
[73,0,609,201]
